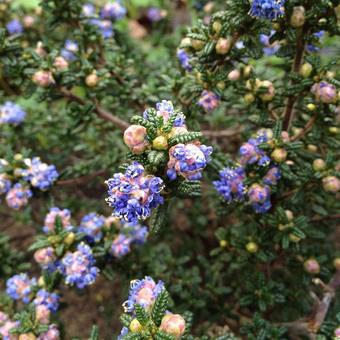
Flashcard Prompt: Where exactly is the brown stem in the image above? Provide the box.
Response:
[291,112,318,141]
[311,213,340,222]
[279,270,340,339]
[59,88,129,131]
[57,170,108,186]
[202,125,241,138]
[282,27,307,131]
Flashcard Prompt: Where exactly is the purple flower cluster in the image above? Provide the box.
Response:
[167,143,213,181]
[82,1,126,39]
[60,40,79,62]
[60,242,99,289]
[147,7,166,22]
[0,174,11,195]
[213,167,247,203]
[249,0,285,20]
[110,221,148,258]
[78,212,106,242]
[5,183,33,210]
[105,162,164,223]
[20,157,59,191]
[33,289,60,313]
[198,90,220,111]
[123,276,164,313]
[6,19,23,35]
[214,129,282,213]
[0,314,19,340]
[143,100,186,127]
[177,49,192,71]
[0,101,26,125]
[37,324,60,340]
[6,273,37,304]
[260,31,280,56]
[43,207,73,233]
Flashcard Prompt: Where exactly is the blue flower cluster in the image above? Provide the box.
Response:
[198,90,220,111]
[43,207,73,233]
[105,162,164,223]
[33,289,60,313]
[177,49,192,71]
[214,129,282,213]
[0,156,58,209]
[167,143,213,181]
[60,242,99,289]
[249,0,285,20]
[82,1,126,39]
[122,276,164,313]
[6,273,37,304]
[213,167,247,203]
[78,212,106,242]
[6,19,23,35]
[61,40,79,62]
[0,101,26,125]
[110,220,148,258]
[260,31,280,56]
[143,100,186,127]
[21,157,59,191]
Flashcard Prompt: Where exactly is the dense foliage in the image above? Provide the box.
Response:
[0,0,339,339]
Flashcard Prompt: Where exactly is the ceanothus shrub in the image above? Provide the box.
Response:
[0,0,339,339]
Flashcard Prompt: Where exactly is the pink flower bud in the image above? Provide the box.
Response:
[311,82,337,104]
[227,69,241,81]
[35,42,46,57]
[53,56,68,71]
[290,6,305,28]
[34,247,55,266]
[23,16,35,28]
[160,314,186,338]
[271,148,287,163]
[335,326,340,337]
[215,37,232,54]
[304,258,320,274]
[19,333,36,340]
[32,70,55,87]
[322,176,340,193]
[35,305,51,325]
[259,80,275,102]
[123,125,149,154]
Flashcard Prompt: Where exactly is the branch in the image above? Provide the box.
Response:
[291,112,318,142]
[59,88,129,131]
[57,170,108,186]
[282,26,307,131]
[311,213,340,222]
[280,270,340,339]
[202,125,241,138]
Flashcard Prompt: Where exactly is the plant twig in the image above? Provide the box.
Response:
[60,88,129,131]
[202,126,241,138]
[57,170,108,186]
[291,112,318,141]
[282,27,307,131]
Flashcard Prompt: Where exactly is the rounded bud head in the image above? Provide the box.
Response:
[192,39,205,51]
[204,2,214,13]
[23,15,35,28]
[124,125,148,154]
[285,210,294,221]
[38,276,45,287]
[307,144,318,152]
[129,319,142,332]
[333,258,340,270]
[290,6,306,28]
[281,131,290,143]
[160,314,186,338]
[326,71,335,79]
[307,103,316,111]
[14,153,23,161]
[312,159,326,172]
[216,81,225,90]
[168,126,188,138]
[32,70,54,87]
[219,240,228,248]
[304,258,320,274]
[64,232,76,246]
[227,69,241,81]
[289,234,300,243]
[180,37,191,48]
[244,93,255,104]
[329,127,339,134]
[246,242,258,253]
[243,65,253,78]
[19,333,37,340]
[212,21,222,34]
[259,81,275,102]
[299,63,313,78]
[85,73,99,87]
[322,176,340,193]
[271,148,287,163]
[152,136,168,150]
[53,56,68,70]
[215,37,232,55]
[35,304,51,324]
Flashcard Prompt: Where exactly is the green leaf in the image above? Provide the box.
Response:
[134,304,149,326]
[151,289,169,326]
